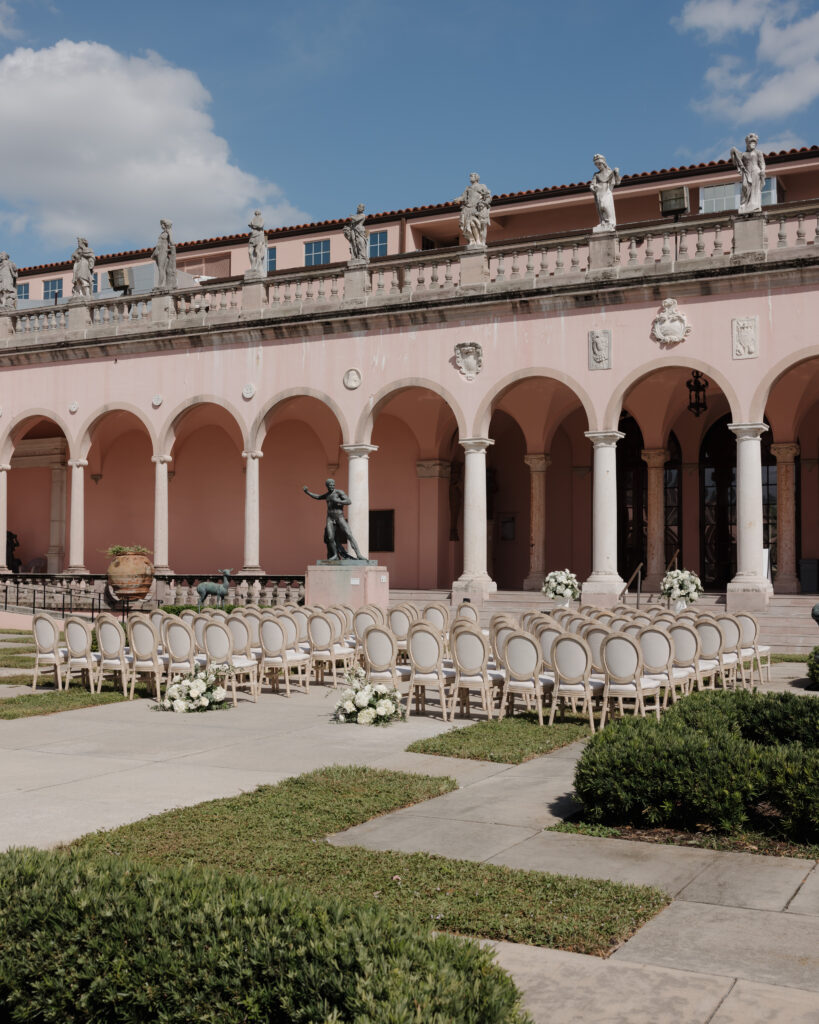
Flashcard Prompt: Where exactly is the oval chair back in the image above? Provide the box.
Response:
[623,621,643,638]
[96,613,126,661]
[179,609,197,626]
[491,625,516,670]
[325,608,347,643]
[550,634,595,730]
[163,618,197,678]
[583,625,609,675]
[362,624,399,675]
[276,610,300,651]
[499,630,545,724]
[64,615,93,661]
[192,614,209,653]
[291,608,310,643]
[243,608,262,648]
[260,615,287,659]
[535,623,562,674]
[407,622,449,721]
[227,614,253,658]
[452,626,490,677]
[354,608,378,647]
[455,602,479,623]
[128,614,163,701]
[150,609,166,634]
[694,617,723,662]
[422,603,448,633]
[307,612,335,653]
[388,606,412,642]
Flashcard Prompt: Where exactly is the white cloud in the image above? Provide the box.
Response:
[0,40,306,258]
[679,1,819,122]
[0,1,21,40]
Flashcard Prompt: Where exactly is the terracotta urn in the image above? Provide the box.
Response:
[107,552,154,600]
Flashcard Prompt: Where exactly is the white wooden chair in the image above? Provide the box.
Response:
[388,606,413,655]
[406,621,454,721]
[695,617,734,689]
[735,612,771,687]
[498,630,549,725]
[716,614,749,689]
[362,625,412,708]
[637,625,692,706]
[668,622,704,692]
[127,613,167,701]
[96,613,133,697]
[259,614,309,695]
[203,620,257,704]
[226,614,260,700]
[455,601,479,623]
[162,618,204,689]
[549,633,603,732]
[422,602,450,633]
[600,632,662,727]
[450,624,502,719]
[307,612,355,687]
[63,615,101,692]
[32,612,68,691]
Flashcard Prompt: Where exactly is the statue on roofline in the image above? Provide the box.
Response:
[247,209,266,273]
[731,133,766,214]
[0,252,18,309]
[152,219,177,291]
[455,172,491,247]
[343,203,368,262]
[71,237,95,298]
[590,154,621,232]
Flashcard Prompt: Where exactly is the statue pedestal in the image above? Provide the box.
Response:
[305,563,389,610]
[732,214,766,255]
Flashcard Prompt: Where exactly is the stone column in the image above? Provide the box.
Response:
[641,448,669,591]
[47,465,66,573]
[66,458,88,573]
[416,459,451,589]
[453,437,496,596]
[341,444,377,559]
[152,454,172,574]
[523,453,550,591]
[0,465,10,573]
[241,449,264,573]
[727,423,773,610]
[581,431,625,604]
[771,442,800,594]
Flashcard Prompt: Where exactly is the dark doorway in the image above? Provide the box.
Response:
[616,414,646,578]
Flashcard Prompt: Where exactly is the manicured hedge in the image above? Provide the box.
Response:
[574,690,819,840]
[0,848,530,1024]
[808,646,819,685]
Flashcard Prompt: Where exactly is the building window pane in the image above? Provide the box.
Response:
[43,279,63,300]
[369,510,394,552]
[16,283,28,300]
[92,272,98,295]
[267,246,276,273]
[368,230,388,259]
[700,177,778,214]
[304,239,330,266]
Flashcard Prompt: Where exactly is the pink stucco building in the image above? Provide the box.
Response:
[3,145,819,612]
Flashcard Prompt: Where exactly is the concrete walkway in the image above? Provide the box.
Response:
[1,669,818,1022]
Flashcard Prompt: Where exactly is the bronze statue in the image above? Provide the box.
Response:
[303,478,364,560]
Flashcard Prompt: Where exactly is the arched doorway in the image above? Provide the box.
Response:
[700,414,776,589]
[616,413,646,578]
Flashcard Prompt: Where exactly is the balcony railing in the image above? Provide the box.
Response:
[3,200,818,351]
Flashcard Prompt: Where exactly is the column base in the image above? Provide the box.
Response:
[153,565,173,576]
[726,576,773,612]
[773,575,801,594]
[65,566,90,575]
[522,572,546,592]
[240,566,265,576]
[581,573,625,608]
[0,566,11,576]
[452,573,497,601]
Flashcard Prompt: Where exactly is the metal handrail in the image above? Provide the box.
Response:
[619,562,644,606]
[665,549,680,573]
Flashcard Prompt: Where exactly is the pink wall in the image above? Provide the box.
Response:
[8,467,50,568]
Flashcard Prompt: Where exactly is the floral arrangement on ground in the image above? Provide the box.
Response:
[334,667,405,725]
[542,568,580,600]
[155,669,230,712]
[660,568,703,603]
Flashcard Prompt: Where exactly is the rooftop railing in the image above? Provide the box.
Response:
[2,200,818,351]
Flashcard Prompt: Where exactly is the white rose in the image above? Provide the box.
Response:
[375,699,395,717]
[343,700,355,713]
[172,699,187,713]
[212,686,227,702]
[199,696,209,707]
[374,684,388,694]
[357,708,375,725]
[167,684,180,699]
[354,691,370,709]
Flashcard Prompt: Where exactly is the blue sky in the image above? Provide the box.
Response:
[0,0,817,266]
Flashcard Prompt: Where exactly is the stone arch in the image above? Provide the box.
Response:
[251,387,351,452]
[0,408,74,463]
[605,357,742,433]
[354,377,467,445]
[75,402,158,460]
[749,347,819,424]
[473,367,597,439]
[158,394,247,455]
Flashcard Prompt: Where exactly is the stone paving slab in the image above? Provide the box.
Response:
[490,941,733,1024]
[677,849,812,911]
[709,978,819,1023]
[484,829,720,894]
[328,808,537,861]
[0,747,148,795]
[787,864,819,916]
[613,900,819,991]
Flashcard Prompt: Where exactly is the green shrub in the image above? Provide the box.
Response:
[575,691,819,840]
[0,848,530,1024]
[808,646,819,685]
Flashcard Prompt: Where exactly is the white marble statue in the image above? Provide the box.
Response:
[71,237,95,298]
[455,172,491,247]
[247,209,266,273]
[0,252,18,309]
[730,134,766,215]
[590,154,621,233]
[343,203,368,262]
[152,219,177,291]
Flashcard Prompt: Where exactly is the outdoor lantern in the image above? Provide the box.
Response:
[686,369,709,417]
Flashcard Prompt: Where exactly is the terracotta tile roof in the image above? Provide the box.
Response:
[18,145,819,275]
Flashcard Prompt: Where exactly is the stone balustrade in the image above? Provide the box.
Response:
[1,200,817,353]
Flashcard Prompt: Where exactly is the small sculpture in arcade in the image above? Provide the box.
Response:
[197,568,232,608]
[303,478,365,560]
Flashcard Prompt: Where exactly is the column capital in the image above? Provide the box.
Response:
[770,442,800,462]
[524,453,551,472]
[341,443,378,459]
[459,437,494,454]
[241,450,263,460]
[641,447,669,469]
[728,422,768,441]
[585,430,625,448]
[0,464,10,473]
[67,458,88,469]
[416,459,451,479]
[151,454,173,465]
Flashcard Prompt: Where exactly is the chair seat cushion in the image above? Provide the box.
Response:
[607,678,662,695]
[698,658,720,671]
[101,654,134,668]
[231,656,257,670]
[412,668,456,682]
[556,679,605,694]
[758,645,771,655]
[369,667,412,681]
[721,653,738,665]
[38,651,68,665]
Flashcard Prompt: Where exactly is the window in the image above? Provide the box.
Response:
[304,239,330,266]
[92,272,98,295]
[267,246,277,273]
[369,510,394,552]
[16,283,28,301]
[43,278,63,301]
[699,177,778,214]
[368,230,388,259]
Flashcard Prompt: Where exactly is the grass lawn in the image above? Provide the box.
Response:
[73,765,668,955]
[0,651,35,669]
[549,820,819,860]
[407,711,590,764]
[0,673,37,687]
[770,653,809,663]
[0,676,154,718]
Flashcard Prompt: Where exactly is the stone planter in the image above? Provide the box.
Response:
[107,553,154,601]
[552,592,572,608]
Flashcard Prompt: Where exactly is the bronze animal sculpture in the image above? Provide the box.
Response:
[197,569,232,608]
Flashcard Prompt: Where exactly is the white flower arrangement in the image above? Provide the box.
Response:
[660,568,703,604]
[334,666,405,726]
[542,568,580,601]
[154,668,230,713]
